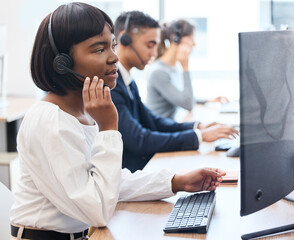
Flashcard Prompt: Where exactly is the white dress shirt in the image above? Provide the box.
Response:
[10,101,174,233]
[118,62,134,99]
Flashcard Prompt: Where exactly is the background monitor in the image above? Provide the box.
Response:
[239,30,294,216]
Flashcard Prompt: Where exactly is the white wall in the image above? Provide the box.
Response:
[0,0,261,97]
[0,0,158,97]
[0,0,58,97]
[122,0,159,19]
[164,0,260,72]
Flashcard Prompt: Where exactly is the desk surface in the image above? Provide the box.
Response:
[0,152,18,165]
[183,103,240,127]
[90,144,294,240]
[0,96,37,122]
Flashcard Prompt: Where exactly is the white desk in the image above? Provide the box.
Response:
[89,145,294,240]
[0,152,18,190]
[183,103,240,127]
[89,104,294,239]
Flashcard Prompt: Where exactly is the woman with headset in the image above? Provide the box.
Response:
[146,20,228,120]
[10,3,225,239]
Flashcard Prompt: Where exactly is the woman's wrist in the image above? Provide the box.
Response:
[171,174,185,193]
[181,63,189,71]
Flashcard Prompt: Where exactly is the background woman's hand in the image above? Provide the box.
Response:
[82,76,118,131]
[177,43,192,71]
[207,96,229,104]
[172,168,226,193]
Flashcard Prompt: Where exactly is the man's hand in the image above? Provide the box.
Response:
[198,122,218,130]
[201,124,239,142]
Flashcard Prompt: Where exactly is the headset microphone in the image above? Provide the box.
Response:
[129,44,145,66]
[120,13,145,66]
[56,61,86,80]
[48,13,86,80]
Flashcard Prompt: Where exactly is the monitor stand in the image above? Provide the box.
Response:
[241,223,294,239]
[242,194,294,239]
[284,195,294,203]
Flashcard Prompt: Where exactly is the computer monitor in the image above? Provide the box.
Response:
[239,30,294,239]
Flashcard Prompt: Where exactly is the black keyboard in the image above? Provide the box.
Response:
[163,191,216,233]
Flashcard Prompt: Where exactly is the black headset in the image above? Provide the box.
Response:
[48,12,86,79]
[120,14,132,46]
[119,13,145,65]
[172,22,181,44]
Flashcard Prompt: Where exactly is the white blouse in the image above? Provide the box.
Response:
[10,101,174,233]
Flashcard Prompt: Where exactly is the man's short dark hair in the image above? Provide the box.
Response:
[31,3,114,95]
[114,11,159,40]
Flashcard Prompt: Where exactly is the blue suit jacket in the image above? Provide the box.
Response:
[111,71,199,172]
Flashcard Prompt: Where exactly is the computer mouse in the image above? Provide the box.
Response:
[226,146,240,157]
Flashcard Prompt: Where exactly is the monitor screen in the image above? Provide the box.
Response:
[239,30,294,216]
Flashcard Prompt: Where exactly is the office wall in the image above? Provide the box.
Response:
[0,0,160,97]
[0,0,262,97]
[163,0,260,72]
[0,0,58,97]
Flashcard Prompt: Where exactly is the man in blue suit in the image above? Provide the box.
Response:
[112,11,238,172]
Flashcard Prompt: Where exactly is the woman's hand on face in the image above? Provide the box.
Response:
[177,43,192,71]
[82,76,118,131]
[172,168,226,193]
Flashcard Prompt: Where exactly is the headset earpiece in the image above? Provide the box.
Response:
[53,53,73,75]
[48,13,74,75]
[48,12,85,79]
[173,33,181,44]
[120,33,132,46]
[172,22,181,44]
[119,13,145,65]
[120,13,132,46]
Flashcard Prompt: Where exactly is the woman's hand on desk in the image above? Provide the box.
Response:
[207,96,229,104]
[200,124,239,142]
[171,168,226,193]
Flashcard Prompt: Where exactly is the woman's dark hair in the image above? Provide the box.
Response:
[157,19,195,59]
[31,2,114,95]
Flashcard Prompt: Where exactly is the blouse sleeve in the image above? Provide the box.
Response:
[119,168,175,201]
[17,105,123,227]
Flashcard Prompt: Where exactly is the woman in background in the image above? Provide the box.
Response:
[10,3,225,240]
[146,20,228,119]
